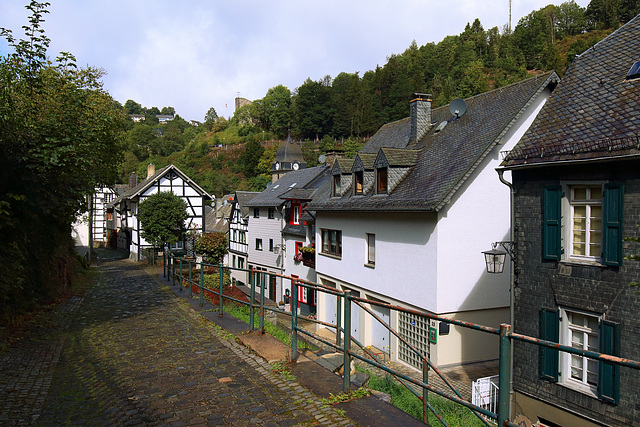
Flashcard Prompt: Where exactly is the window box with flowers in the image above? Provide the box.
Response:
[300,246,315,268]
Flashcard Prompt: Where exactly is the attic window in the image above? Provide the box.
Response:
[377,168,388,194]
[289,183,297,188]
[354,171,364,195]
[626,61,640,80]
[332,175,340,197]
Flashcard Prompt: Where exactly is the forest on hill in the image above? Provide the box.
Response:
[119,0,639,197]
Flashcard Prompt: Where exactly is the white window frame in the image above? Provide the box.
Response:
[558,307,602,396]
[562,182,604,263]
[255,238,263,251]
[366,233,375,266]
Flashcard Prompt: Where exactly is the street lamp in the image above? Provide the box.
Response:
[482,241,516,274]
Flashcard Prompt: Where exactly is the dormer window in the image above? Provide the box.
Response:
[377,167,388,194]
[355,171,364,195]
[291,201,301,225]
[332,175,341,197]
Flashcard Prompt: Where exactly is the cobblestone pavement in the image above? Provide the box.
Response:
[0,259,354,426]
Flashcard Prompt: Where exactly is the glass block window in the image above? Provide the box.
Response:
[398,311,430,370]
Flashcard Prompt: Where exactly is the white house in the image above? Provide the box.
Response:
[72,185,123,250]
[110,164,212,261]
[228,191,259,287]
[244,166,329,304]
[307,73,559,369]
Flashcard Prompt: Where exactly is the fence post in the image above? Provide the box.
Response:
[218,264,224,316]
[423,357,429,424]
[291,278,298,362]
[199,260,204,306]
[170,255,174,285]
[343,291,352,393]
[179,258,183,291]
[163,250,166,278]
[336,294,342,347]
[188,258,193,298]
[249,270,255,332]
[259,272,265,334]
[498,324,512,427]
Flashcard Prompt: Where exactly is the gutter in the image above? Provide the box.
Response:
[501,152,640,170]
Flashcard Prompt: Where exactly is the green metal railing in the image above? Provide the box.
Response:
[166,254,640,427]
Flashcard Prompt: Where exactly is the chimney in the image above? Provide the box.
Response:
[410,93,432,144]
[129,172,137,190]
[147,163,155,178]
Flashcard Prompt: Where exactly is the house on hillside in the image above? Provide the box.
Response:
[244,166,329,305]
[500,15,640,426]
[228,191,260,287]
[306,72,559,369]
[109,164,212,261]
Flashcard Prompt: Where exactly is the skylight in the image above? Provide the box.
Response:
[626,61,640,80]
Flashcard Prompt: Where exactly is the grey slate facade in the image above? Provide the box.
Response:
[503,14,640,426]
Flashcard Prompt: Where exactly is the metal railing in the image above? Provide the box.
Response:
[164,253,640,427]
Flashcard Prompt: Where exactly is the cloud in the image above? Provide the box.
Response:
[1,0,591,121]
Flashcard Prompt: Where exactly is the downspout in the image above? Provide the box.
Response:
[278,204,286,302]
[497,167,514,421]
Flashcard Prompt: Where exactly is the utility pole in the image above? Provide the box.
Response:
[509,0,512,33]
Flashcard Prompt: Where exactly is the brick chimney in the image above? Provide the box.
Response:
[410,93,432,144]
[147,163,155,178]
[129,172,137,190]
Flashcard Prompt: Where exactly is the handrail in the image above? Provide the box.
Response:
[167,253,639,427]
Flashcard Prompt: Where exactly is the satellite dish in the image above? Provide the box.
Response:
[449,98,467,118]
[318,154,327,164]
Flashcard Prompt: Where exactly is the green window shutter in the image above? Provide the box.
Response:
[543,186,562,260]
[602,183,624,266]
[598,320,620,404]
[539,308,559,381]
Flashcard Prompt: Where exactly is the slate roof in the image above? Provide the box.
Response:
[503,14,640,168]
[234,191,260,217]
[308,72,558,212]
[246,166,330,208]
[110,164,212,206]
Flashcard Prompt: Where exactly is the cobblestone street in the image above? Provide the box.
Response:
[0,259,354,426]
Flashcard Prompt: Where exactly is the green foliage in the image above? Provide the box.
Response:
[137,192,188,247]
[194,232,228,263]
[238,140,265,178]
[0,1,126,322]
[364,371,486,425]
[202,273,232,289]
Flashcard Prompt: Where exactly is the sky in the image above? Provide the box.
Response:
[0,0,591,122]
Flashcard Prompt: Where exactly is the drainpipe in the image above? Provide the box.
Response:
[278,204,286,302]
[497,168,514,421]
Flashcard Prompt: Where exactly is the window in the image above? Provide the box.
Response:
[539,308,620,404]
[238,257,244,269]
[366,233,375,265]
[321,229,342,257]
[543,183,624,266]
[255,238,263,251]
[561,310,600,392]
[232,255,236,268]
[268,208,275,219]
[377,168,388,194]
[253,208,260,218]
[332,175,341,197]
[291,202,301,225]
[295,241,303,254]
[269,239,274,252]
[235,210,241,222]
[569,185,602,259]
[232,230,237,242]
[354,171,364,195]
